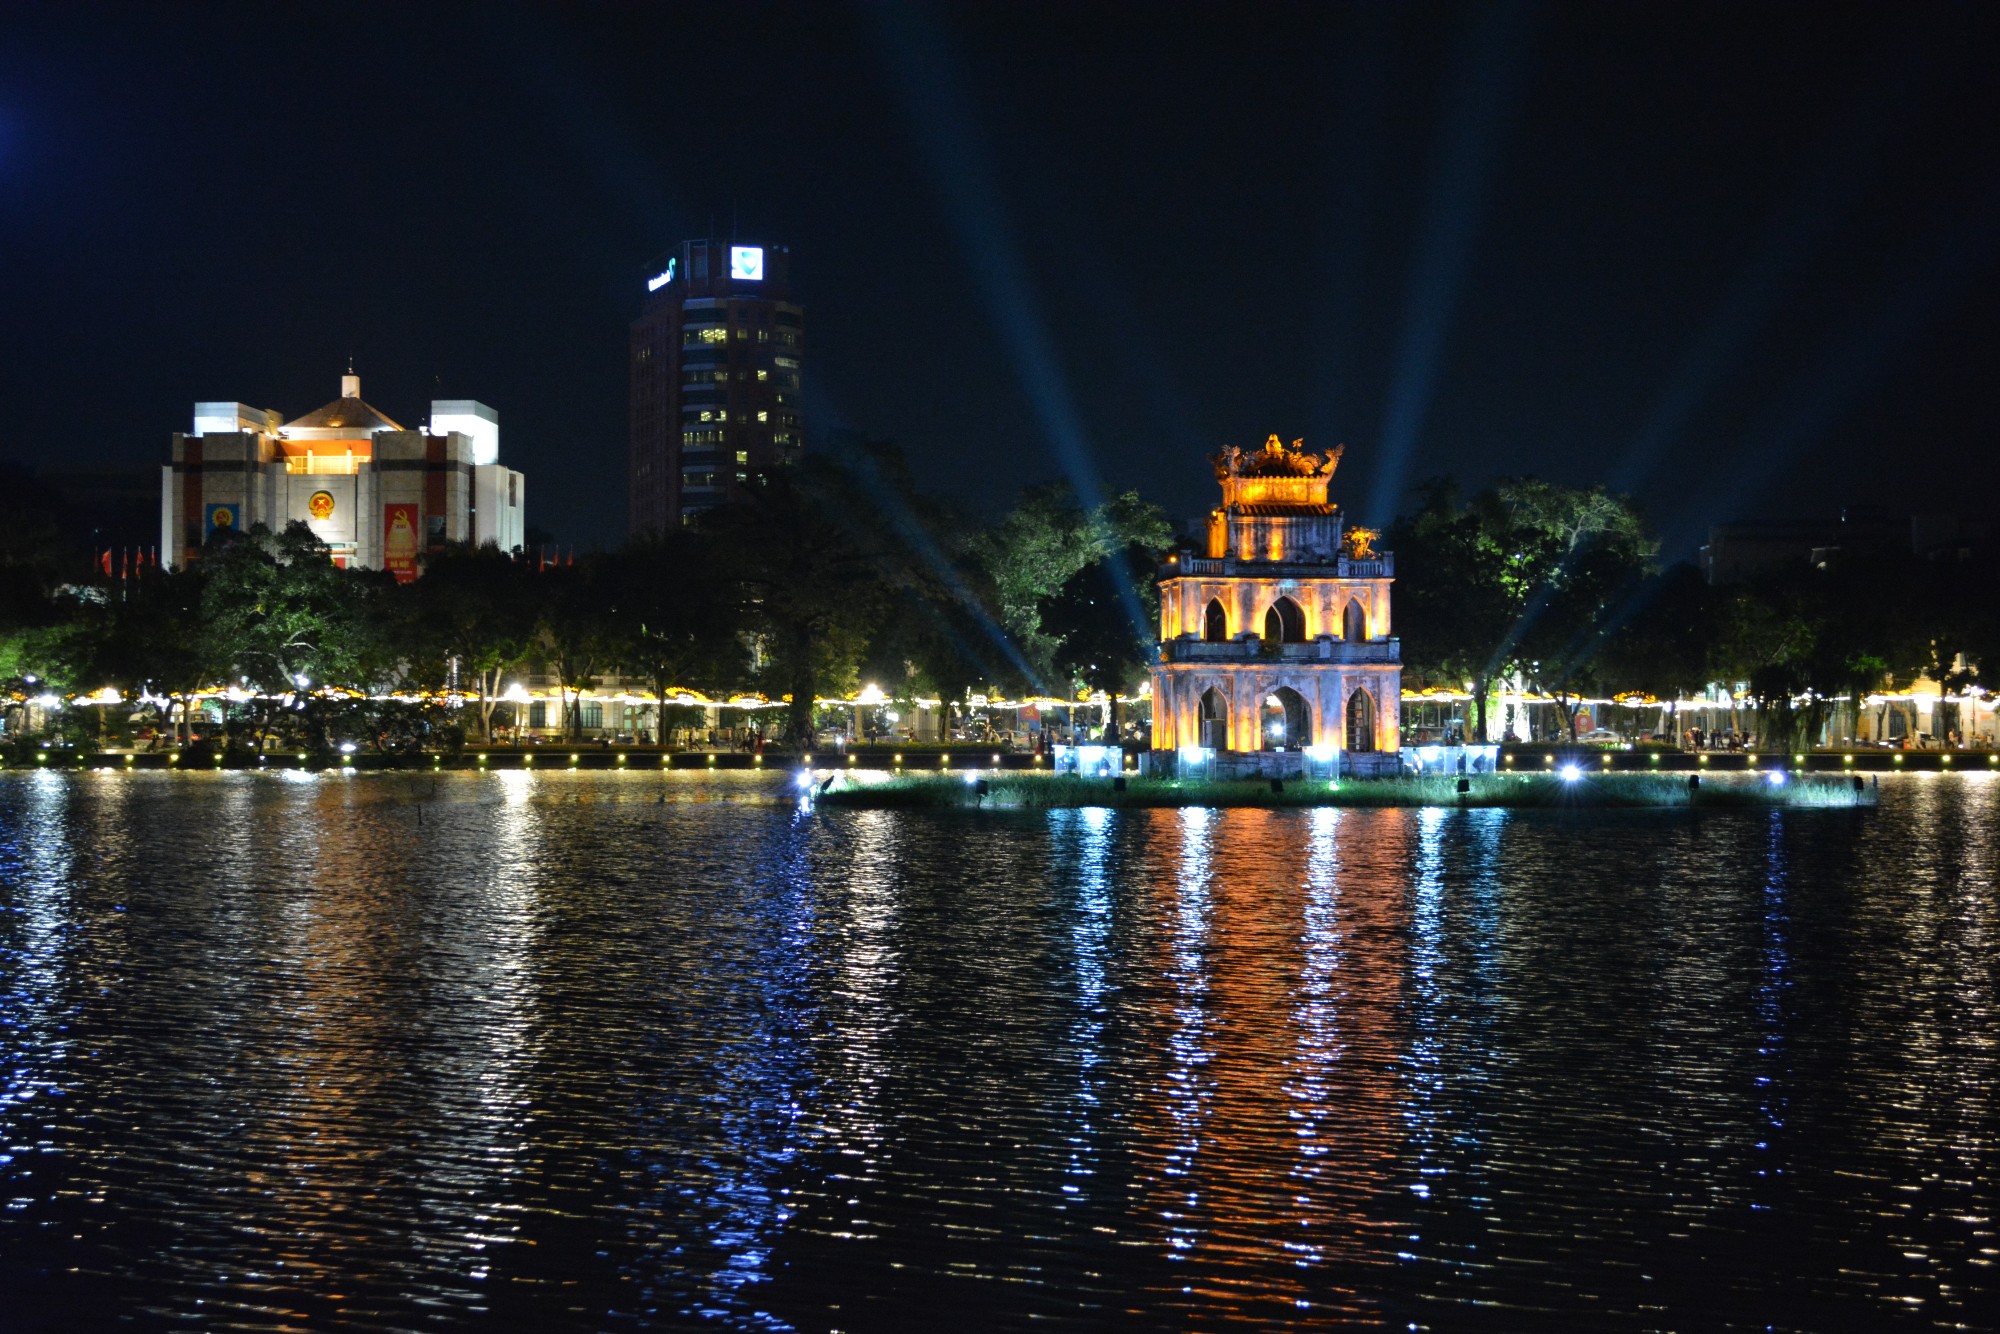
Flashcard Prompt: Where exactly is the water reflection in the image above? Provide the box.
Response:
[0,772,1995,1330]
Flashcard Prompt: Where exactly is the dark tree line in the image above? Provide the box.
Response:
[1,439,1174,753]
[1391,477,1997,746]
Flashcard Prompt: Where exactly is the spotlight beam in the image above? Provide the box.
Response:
[1368,1,1536,523]
[868,0,1152,647]
[1668,176,2000,554]
[1608,31,1938,501]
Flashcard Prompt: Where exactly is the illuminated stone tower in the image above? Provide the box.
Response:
[1151,435,1401,777]
[628,239,804,534]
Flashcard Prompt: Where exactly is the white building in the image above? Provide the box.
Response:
[161,372,526,578]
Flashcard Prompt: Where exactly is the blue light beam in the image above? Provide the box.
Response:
[1608,32,1936,499]
[868,0,1153,647]
[1368,1,1537,523]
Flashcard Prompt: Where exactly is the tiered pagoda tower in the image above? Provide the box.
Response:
[1151,435,1401,777]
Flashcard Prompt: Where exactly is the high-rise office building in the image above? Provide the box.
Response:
[628,239,804,533]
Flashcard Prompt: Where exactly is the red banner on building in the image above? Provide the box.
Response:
[383,504,420,583]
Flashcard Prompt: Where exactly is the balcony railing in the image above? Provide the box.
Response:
[1160,636,1400,665]
[1166,553,1394,578]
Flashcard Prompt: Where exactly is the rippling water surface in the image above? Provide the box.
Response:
[1,770,1995,1330]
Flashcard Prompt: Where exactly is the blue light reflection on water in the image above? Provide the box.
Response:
[0,771,1997,1330]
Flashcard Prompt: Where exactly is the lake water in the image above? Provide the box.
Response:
[1,770,1995,1331]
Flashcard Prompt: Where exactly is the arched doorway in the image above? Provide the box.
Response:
[1263,596,1306,644]
[1346,687,1376,752]
[1343,598,1367,642]
[1199,687,1229,749]
[1203,598,1228,642]
[1262,686,1312,751]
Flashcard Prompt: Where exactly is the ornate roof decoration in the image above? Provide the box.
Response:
[1211,434,1343,482]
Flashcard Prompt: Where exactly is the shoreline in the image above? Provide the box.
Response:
[811,771,1879,811]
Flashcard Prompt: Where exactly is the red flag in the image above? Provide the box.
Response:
[99,550,111,577]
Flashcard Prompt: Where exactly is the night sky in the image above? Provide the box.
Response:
[3,2,1996,556]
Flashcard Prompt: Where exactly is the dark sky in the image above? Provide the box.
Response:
[3,2,1996,556]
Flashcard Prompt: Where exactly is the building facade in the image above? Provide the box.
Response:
[160,372,526,577]
[628,239,804,534]
[1151,435,1402,777]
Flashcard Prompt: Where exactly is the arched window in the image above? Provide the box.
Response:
[1199,686,1229,750]
[1263,596,1306,644]
[1262,687,1312,751]
[1346,688,1376,752]
[1343,598,1367,642]
[1203,598,1227,642]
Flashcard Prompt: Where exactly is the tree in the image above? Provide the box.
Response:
[602,533,746,741]
[969,483,1172,689]
[199,523,393,751]
[410,543,538,742]
[1387,481,1518,738]
[530,559,616,741]
[707,456,893,745]
[1386,477,1657,741]
[89,565,217,746]
[1041,539,1167,737]
[1596,563,1720,737]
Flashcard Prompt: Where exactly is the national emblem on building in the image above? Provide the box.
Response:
[1151,435,1402,777]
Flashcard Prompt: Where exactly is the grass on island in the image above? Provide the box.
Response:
[812,770,1874,811]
